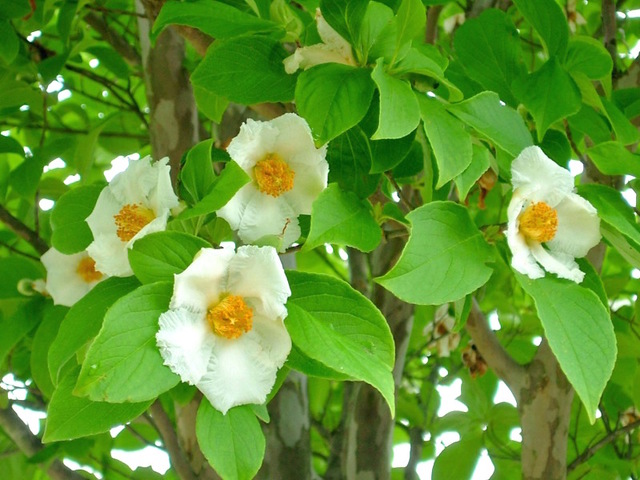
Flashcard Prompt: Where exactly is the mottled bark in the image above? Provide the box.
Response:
[137,1,199,186]
[518,342,574,480]
[326,240,413,480]
[257,372,313,479]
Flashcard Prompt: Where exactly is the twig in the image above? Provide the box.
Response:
[425,6,443,44]
[85,5,147,18]
[0,240,41,260]
[0,404,85,480]
[568,417,640,471]
[84,11,142,67]
[0,205,48,254]
[464,300,526,400]
[1,123,148,139]
[149,400,197,480]
[386,173,415,211]
[602,0,619,76]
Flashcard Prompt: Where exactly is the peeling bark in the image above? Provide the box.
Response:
[257,372,313,479]
[518,341,574,480]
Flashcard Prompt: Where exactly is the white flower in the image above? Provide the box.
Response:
[156,245,292,414]
[423,305,460,357]
[217,113,329,251]
[506,146,601,283]
[283,9,356,74]
[86,156,179,277]
[40,248,106,306]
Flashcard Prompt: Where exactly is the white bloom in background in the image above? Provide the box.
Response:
[506,146,601,283]
[283,9,356,74]
[86,156,179,277]
[423,304,460,357]
[40,248,106,306]
[217,113,328,251]
[156,245,292,414]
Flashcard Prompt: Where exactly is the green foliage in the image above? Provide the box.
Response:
[50,185,102,254]
[196,401,266,480]
[377,202,494,304]
[286,271,396,415]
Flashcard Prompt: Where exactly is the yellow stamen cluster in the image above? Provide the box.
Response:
[114,204,156,242]
[518,201,558,243]
[76,257,102,283]
[254,153,295,197]
[207,295,253,340]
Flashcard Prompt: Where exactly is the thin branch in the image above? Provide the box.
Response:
[149,400,197,480]
[602,0,619,77]
[0,404,85,480]
[425,5,443,44]
[0,240,41,260]
[0,205,48,254]
[84,11,142,67]
[1,122,148,139]
[568,417,640,472]
[465,300,526,400]
[85,5,147,18]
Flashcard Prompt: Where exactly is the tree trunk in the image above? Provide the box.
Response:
[518,342,574,480]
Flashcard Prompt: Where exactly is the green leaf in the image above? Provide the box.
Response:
[86,46,130,79]
[319,0,369,47]
[43,368,151,443]
[394,0,425,54]
[512,57,581,141]
[0,299,43,366]
[286,271,396,415]
[304,184,381,252]
[455,145,492,202]
[393,48,462,102]
[376,201,494,305]
[48,277,140,384]
[0,20,19,64]
[31,306,67,399]
[602,97,640,146]
[512,0,569,59]
[448,92,533,158]
[601,223,640,269]
[0,257,43,299]
[296,64,375,144]
[586,141,640,177]
[432,435,483,480]
[515,273,616,424]
[564,37,613,80]
[359,1,394,62]
[193,86,229,124]
[177,160,250,220]
[153,0,283,39]
[453,9,525,106]
[129,231,211,284]
[50,185,103,254]
[371,60,420,140]
[418,95,472,188]
[191,36,295,104]
[196,401,265,480]
[0,135,24,156]
[286,345,354,381]
[75,282,179,403]
[180,139,216,204]
[327,127,380,198]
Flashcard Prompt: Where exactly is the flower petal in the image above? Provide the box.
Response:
[86,188,121,239]
[227,119,278,172]
[156,308,215,385]
[511,146,574,206]
[109,156,161,205]
[171,247,234,312]
[547,193,601,258]
[196,334,280,414]
[251,315,292,368]
[147,157,179,212]
[127,211,171,248]
[236,191,299,247]
[227,245,290,320]
[506,191,545,279]
[216,184,259,231]
[88,233,133,277]
[529,242,585,283]
[316,10,355,64]
[41,249,102,306]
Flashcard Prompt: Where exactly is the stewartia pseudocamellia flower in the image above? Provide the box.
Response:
[506,146,600,283]
[156,245,292,414]
[86,156,179,277]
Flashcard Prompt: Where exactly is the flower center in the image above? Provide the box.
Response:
[114,204,156,242]
[76,257,102,283]
[518,201,558,243]
[207,295,253,340]
[254,153,295,197]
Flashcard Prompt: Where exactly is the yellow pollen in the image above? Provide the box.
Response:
[114,204,156,242]
[207,295,253,340]
[254,153,295,197]
[518,201,558,243]
[76,257,102,283]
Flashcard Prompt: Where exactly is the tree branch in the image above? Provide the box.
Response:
[84,11,142,67]
[568,417,640,472]
[465,300,526,400]
[0,205,48,255]
[0,404,85,480]
[425,5,443,44]
[602,0,619,76]
[149,400,197,480]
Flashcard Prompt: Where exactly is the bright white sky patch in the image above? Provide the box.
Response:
[436,378,467,416]
[532,336,542,346]
[39,199,54,211]
[46,80,63,93]
[43,157,66,172]
[58,89,72,101]
[111,447,170,474]
[488,311,501,330]
[89,58,100,68]
[568,160,583,176]
[494,380,517,407]
[104,154,138,181]
[64,173,81,185]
